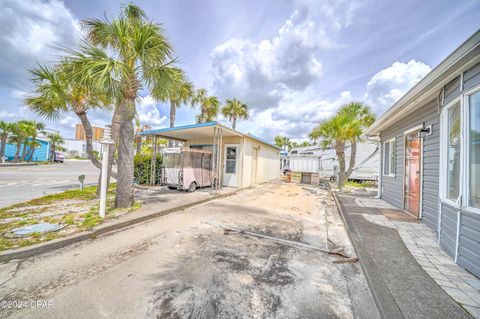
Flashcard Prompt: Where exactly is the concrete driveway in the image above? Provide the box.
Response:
[0,160,99,207]
[0,182,378,318]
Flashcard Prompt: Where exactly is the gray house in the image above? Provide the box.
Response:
[365,30,480,278]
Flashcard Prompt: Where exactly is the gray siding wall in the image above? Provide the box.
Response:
[440,203,457,258]
[458,211,480,277]
[379,99,440,230]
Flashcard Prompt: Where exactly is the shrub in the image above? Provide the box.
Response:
[134,153,163,185]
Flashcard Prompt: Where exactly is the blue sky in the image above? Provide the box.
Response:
[0,0,479,141]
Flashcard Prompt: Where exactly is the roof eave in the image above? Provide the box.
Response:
[365,29,480,137]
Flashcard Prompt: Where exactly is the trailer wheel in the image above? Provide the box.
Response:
[187,182,197,192]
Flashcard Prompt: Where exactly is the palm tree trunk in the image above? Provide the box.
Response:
[115,100,135,208]
[21,142,28,161]
[232,117,237,130]
[335,142,347,189]
[0,138,6,158]
[345,140,357,179]
[77,112,102,169]
[28,148,36,162]
[14,143,21,162]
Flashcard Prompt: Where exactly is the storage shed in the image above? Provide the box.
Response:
[140,122,281,190]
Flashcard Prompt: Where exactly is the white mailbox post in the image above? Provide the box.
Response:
[99,125,115,219]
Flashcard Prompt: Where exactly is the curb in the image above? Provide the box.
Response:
[0,188,242,263]
[0,163,38,167]
[331,190,403,319]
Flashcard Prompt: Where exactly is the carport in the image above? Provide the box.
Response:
[140,122,281,194]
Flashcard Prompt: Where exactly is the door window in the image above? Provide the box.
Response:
[226,147,237,174]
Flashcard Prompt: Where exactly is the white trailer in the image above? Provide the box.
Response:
[285,141,379,181]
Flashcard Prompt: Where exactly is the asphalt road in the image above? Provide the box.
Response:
[0,160,100,207]
[0,182,378,318]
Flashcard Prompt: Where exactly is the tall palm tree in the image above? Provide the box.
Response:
[338,102,376,178]
[26,139,42,162]
[153,71,193,129]
[0,121,11,159]
[8,121,29,162]
[221,98,248,130]
[274,135,292,151]
[192,88,220,123]
[26,63,110,168]
[70,4,182,208]
[19,120,45,161]
[310,102,375,189]
[47,132,65,161]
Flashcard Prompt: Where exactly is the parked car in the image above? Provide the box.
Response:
[54,151,65,163]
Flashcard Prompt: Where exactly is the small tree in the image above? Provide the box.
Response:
[47,132,65,161]
[221,99,248,130]
[274,135,292,152]
[310,102,375,189]
[0,121,12,159]
[192,88,220,123]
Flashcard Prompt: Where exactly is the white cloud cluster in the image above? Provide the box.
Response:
[210,3,348,111]
[0,0,81,89]
[136,95,168,127]
[364,60,431,114]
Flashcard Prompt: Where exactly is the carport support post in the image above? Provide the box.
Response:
[151,135,157,186]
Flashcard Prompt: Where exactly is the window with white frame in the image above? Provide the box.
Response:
[383,138,395,176]
[441,88,480,211]
[468,91,480,209]
[446,102,461,202]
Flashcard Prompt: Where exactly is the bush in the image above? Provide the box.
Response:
[134,153,163,185]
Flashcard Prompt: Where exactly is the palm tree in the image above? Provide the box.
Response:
[70,4,182,208]
[47,132,65,161]
[310,102,375,189]
[19,120,45,161]
[26,63,110,168]
[221,99,248,130]
[8,121,29,162]
[0,121,11,159]
[192,88,220,123]
[274,135,292,151]
[26,139,42,162]
[153,72,193,129]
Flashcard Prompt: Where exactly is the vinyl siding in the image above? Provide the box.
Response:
[458,211,480,277]
[463,61,480,91]
[444,76,461,105]
[380,99,440,230]
[440,203,458,258]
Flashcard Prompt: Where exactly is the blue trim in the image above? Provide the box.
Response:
[140,121,217,136]
[247,133,282,150]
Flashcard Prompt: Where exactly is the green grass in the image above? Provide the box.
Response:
[0,184,116,218]
[346,180,377,188]
[0,183,143,251]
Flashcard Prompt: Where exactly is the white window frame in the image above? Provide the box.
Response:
[439,97,462,208]
[383,137,396,177]
[463,85,480,214]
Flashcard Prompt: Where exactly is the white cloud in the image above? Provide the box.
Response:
[209,0,366,143]
[0,0,81,90]
[136,95,168,127]
[210,1,360,112]
[364,60,431,114]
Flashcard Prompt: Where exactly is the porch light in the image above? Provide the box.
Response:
[419,125,432,138]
